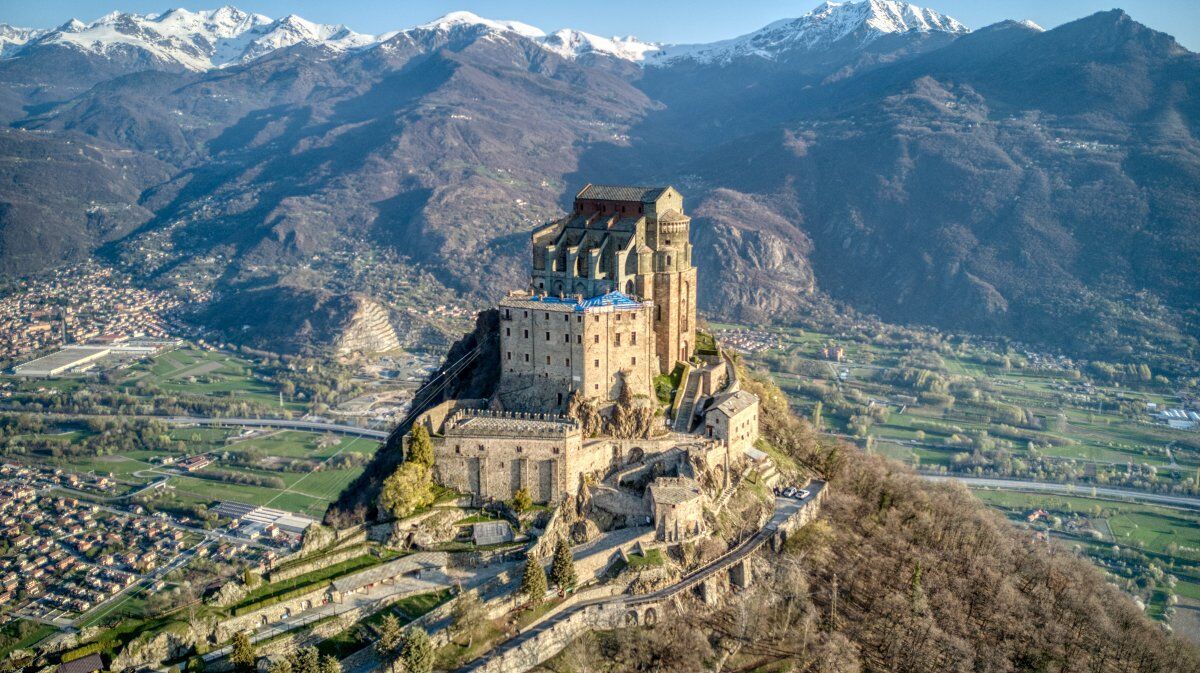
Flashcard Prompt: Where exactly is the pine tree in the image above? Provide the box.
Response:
[293,647,320,673]
[400,628,434,673]
[550,536,577,593]
[520,558,548,605]
[511,487,532,514]
[229,632,256,671]
[318,654,341,673]
[407,425,434,467]
[374,614,403,672]
[450,590,487,647]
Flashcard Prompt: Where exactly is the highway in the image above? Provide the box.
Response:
[17,410,391,439]
[923,474,1200,511]
[161,416,389,439]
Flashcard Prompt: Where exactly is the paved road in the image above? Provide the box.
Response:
[923,474,1200,510]
[459,483,823,672]
[163,416,389,439]
[20,410,389,439]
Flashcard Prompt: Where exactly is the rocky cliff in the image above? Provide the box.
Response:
[333,295,401,356]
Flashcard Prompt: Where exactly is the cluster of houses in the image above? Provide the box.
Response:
[65,511,192,575]
[0,463,115,494]
[0,483,137,616]
[0,262,181,361]
[714,328,782,355]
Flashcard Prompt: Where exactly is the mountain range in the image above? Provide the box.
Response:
[0,0,1197,364]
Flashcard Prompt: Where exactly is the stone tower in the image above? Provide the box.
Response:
[642,195,697,374]
[529,184,696,374]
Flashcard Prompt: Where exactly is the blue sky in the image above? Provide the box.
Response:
[6,1,1199,50]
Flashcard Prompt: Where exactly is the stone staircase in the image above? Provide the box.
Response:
[672,368,702,433]
[713,464,753,513]
[757,460,781,488]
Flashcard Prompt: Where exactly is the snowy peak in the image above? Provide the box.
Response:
[20,6,379,70]
[6,2,969,70]
[650,0,969,64]
[539,29,660,62]
[0,24,47,57]
[411,11,546,40]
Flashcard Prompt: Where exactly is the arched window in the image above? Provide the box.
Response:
[625,279,635,295]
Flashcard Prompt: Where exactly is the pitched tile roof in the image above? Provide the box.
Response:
[58,653,104,673]
[576,184,668,202]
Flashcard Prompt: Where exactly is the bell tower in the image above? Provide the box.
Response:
[641,190,696,374]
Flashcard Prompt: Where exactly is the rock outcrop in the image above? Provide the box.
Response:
[334,295,401,356]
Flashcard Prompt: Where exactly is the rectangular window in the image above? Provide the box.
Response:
[564,314,569,322]
[565,358,570,366]
[593,335,600,344]
[545,312,549,320]
[615,333,621,346]
[631,332,637,345]
[546,356,551,365]
[505,327,510,337]
[594,359,600,368]
[506,352,511,360]
[504,309,511,320]
[632,356,637,365]
[523,329,529,339]
[523,310,528,318]
[577,316,582,323]
[525,354,530,362]
[576,335,581,344]
[564,334,570,343]
[545,332,550,341]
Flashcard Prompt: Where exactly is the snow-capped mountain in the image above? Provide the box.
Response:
[539,29,660,62]
[399,11,660,62]
[0,24,46,57]
[649,0,969,63]
[10,6,379,70]
[2,1,968,70]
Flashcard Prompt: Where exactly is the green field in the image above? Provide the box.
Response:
[120,346,304,411]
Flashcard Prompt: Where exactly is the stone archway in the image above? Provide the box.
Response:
[624,610,640,627]
[626,447,645,465]
[643,607,658,626]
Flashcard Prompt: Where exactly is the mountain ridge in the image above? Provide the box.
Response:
[0,0,978,70]
[0,2,1196,367]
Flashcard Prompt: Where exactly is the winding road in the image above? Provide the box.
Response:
[458,483,823,672]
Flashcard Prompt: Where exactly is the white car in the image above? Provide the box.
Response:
[797,489,811,500]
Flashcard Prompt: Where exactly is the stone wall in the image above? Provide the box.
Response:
[432,411,582,504]
[497,297,654,412]
[214,584,333,642]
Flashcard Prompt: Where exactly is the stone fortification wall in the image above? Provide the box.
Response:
[497,296,654,413]
[267,543,370,583]
[214,584,332,642]
[269,527,369,582]
[432,410,582,504]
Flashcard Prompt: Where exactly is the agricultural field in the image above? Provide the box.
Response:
[721,322,1200,496]
[972,487,1200,639]
[118,346,304,412]
[2,421,383,519]
[718,320,1200,631]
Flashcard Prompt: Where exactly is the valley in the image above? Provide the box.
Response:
[0,0,1198,671]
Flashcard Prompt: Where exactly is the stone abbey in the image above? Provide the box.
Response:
[414,184,761,544]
